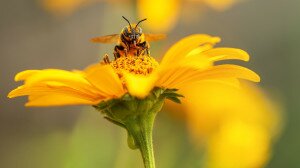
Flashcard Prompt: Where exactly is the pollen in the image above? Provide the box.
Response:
[110,55,159,77]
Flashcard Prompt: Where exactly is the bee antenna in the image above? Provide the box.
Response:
[135,18,147,29]
[122,16,133,30]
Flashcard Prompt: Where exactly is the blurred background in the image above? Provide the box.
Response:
[0,0,298,167]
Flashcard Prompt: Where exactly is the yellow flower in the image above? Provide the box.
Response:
[8,34,259,107]
[181,82,281,168]
[8,34,261,168]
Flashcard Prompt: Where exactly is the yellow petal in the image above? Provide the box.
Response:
[26,93,98,107]
[184,65,259,84]
[201,47,250,62]
[123,72,158,98]
[15,70,40,81]
[160,34,221,69]
[8,84,99,102]
[8,70,106,106]
[8,64,127,106]
[19,69,100,96]
[23,69,89,86]
[160,65,259,89]
[137,0,180,32]
[186,78,241,89]
[197,65,260,82]
[157,47,213,88]
[22,69,93,87]
[85,65,125,98]
[156,67,195,89]
[186,44,214,57]
[157,48,213,88]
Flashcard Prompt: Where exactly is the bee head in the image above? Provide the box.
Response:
[122,16,147,41]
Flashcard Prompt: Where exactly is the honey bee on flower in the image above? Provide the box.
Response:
[91,16,166,62]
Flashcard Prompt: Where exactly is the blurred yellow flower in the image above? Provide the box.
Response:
[40,0,241,31]
[40,0,94,15]
[8,34,259,107]
[207,121,271,168]
[138,0,239,32]
[137,0,180,32]
[180,81,281,168]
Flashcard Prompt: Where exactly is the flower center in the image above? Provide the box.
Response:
[110,55,159,76]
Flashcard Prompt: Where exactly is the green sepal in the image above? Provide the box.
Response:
[104,116,126,129]
[161,88,184,104]
[127,129,139,149]
[166,96,182,104]
[94,88,183,118]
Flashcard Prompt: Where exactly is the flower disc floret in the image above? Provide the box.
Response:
[110,55,159,76]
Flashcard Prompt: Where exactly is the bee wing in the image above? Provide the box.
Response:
[90,34,120,43]
[144,34,167,42]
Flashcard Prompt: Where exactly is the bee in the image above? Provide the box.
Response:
[91,16,166,62]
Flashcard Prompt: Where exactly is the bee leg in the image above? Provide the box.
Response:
[146,42,150,56]
[146,49,150,56]
[113,52,120,60]
[103,54,110,64]
[140,49,146,56]
[114,45,124,59]
[124,48,128,57]
[136,49,141,56]
[138,41,150,56]
[141,41,150,56]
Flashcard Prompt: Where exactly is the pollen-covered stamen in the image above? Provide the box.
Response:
[110,55,159,77]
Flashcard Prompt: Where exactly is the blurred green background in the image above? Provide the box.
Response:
[0,0,299,167]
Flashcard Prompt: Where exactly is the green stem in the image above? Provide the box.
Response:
[97,90,170,168]
[126,114,156,168]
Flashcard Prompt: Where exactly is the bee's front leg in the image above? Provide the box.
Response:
[136,49,142,56]
[143,42,150,56]
[124,48,128,57]
[114,45,124,59]
[146,49,150,56]
[102,54,110,64]
[137,41,150,56]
